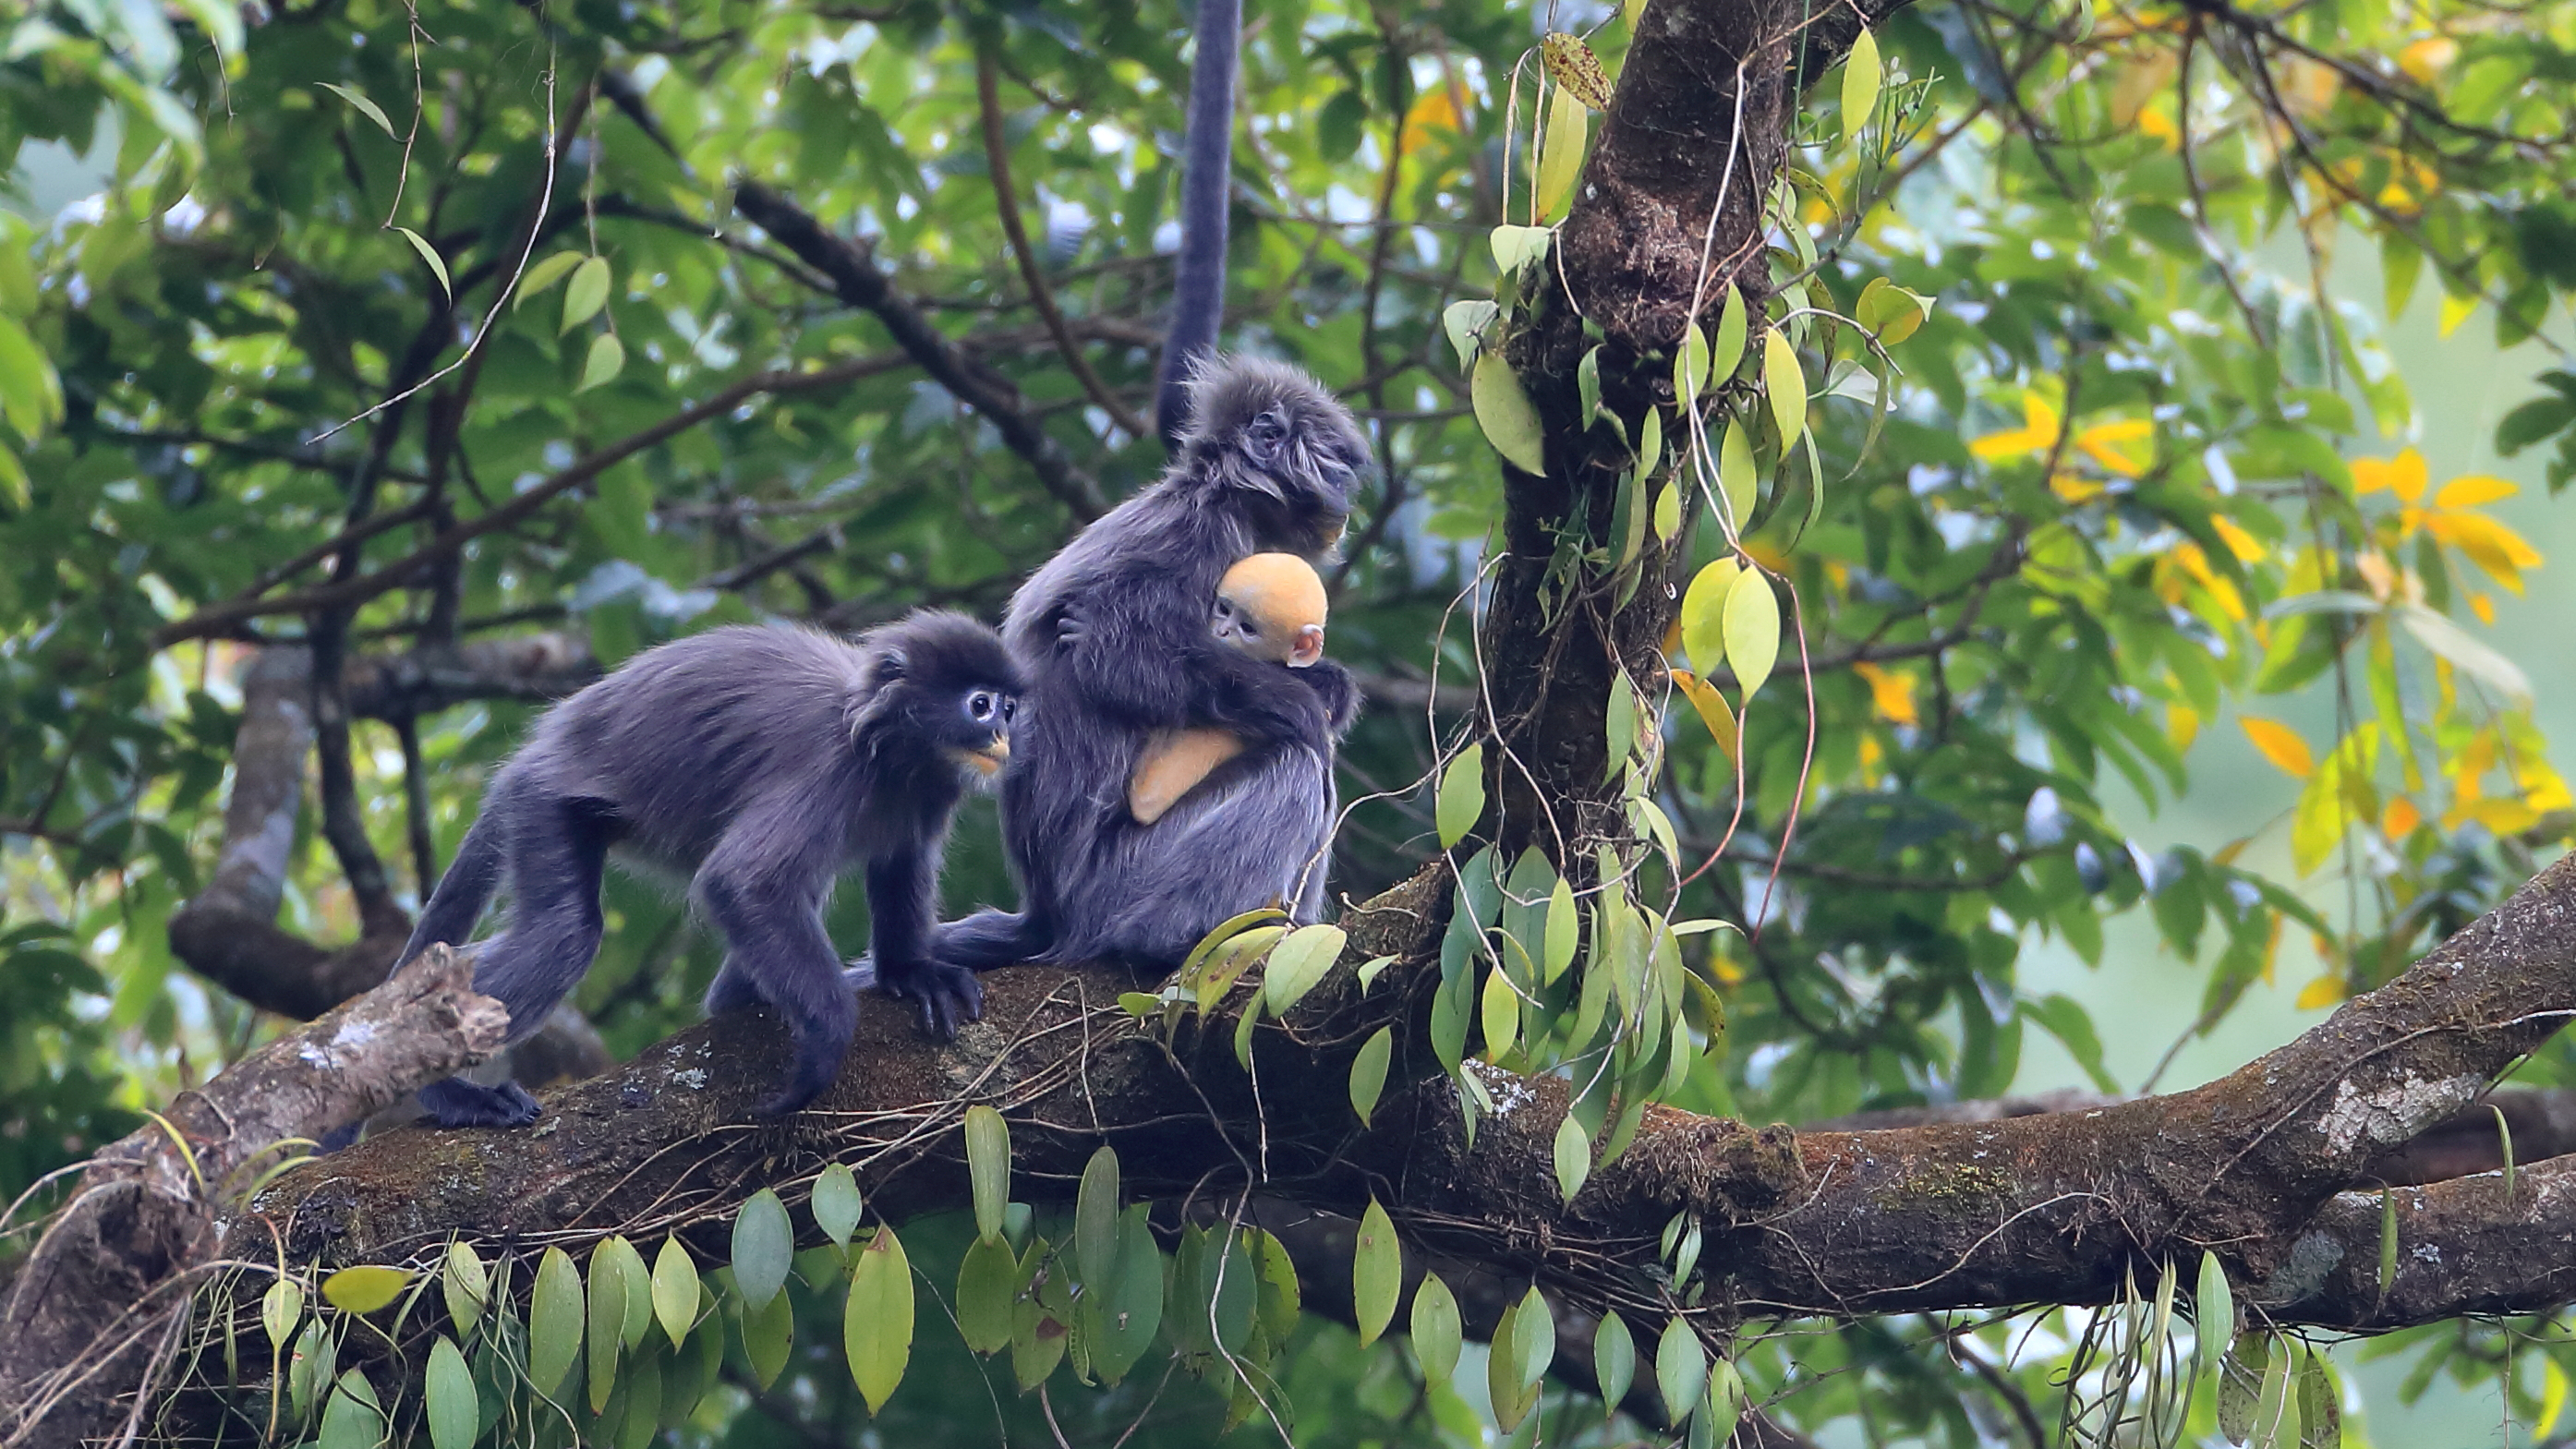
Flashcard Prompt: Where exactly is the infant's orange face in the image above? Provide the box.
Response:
[1212,552,1328,667]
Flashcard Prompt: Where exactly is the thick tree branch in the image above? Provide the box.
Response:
[732,181,1109,520]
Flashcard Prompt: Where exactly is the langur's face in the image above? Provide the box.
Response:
[945,686,1017,781]
[1211,592,1325,669]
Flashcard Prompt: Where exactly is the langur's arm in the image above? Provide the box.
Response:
[1056,585,1330,747]
[1300,659,1360,736]
[866,842,983,1037]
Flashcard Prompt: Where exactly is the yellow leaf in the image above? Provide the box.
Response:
[321,1265,412,1315]
[2382,796,2420,839]
[1535,82,1588,220]
[2399,36,2457,84]
[2470,593,2496,624]
[1722,570,1781,704]
[2473,798,2540,836]
[2168,703,2199,752]
[2351,449,2428,502]
[1399,90,1462,156]
[1670,670,1738,761]
[2072,418,2152,477]
[1841,28,1881,139]
[2434,473,2516,509]
[1679,559,1739,677]
[2438,292,2475,339]
[2210,515,2266,562]
[2294,974,2346,1010]
[1849,661,1917,728]
[2050,474,2106,504]
[2424,512,2542,593]
[2136,104,2179,150]
[1762,330,1807,449]
[2240,718,2315,779]
[1968,392,2061,461]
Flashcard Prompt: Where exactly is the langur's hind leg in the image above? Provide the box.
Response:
[696,815,854,1120]
[418,794,614,1129]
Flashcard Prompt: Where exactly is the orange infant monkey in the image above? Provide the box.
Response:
[1129,552,1329,826]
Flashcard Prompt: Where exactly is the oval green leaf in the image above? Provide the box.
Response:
[812,1162,863,1249]
[1843,27,1882,139]
[1639,405,1664,477]
[1436,742,1485,848]
[425,1334,477,1449]
[1353,1198,1400,1347]
[261,1278,303,1353]
[576,332,625,394]
[441,1241,485,1337]
[587,1241,627,1412]
[652,1238,700,1349]
[1543,875,1579,983]
[1718,419,1757,531]
[318,82,395,138]
[393,226,450,299]
[732,1188,794,1311]
[1410,1270,1461,1384]
[1480,961,1518,1063]
[320,1264,410,1315]
[962,1104,1010,1244]
[1711,284,1748,383]
[1553,1113,1592,1204]
[742,1283,795,1391]
[1471,353,1547,477]
[1075,1144,1121,1287]
[1578,344,1602,425]
[1264,923,1347,1016]
[1651,480,1681,542]
[844,1226,914,1413]
[1655,1315,1707,1422]
[561,256,611,334]
[955,1235,1018,1354]
[528,1247,583,1396]
[1680,558,1740,677]
[1348,1025,1393,1127]
[514,249,587,309]
[1595,1311,1637,1408]
[1723,569,1780,703]
[1708,1357,1746,1443]
[1763,329,1808,449]
[2195,1249,2234,1384]
[599,1235,653,1349]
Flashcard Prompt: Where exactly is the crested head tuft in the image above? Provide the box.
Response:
[862,610,1022,694]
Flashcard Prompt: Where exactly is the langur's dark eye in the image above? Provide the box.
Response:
[1001,696,1018,720]
[966,692,998,723]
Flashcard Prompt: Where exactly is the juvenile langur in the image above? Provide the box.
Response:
[922,357,1369,974]
[1129,551,1329,827]
[393,613,1019,1129]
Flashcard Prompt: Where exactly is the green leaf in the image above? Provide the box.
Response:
[2377,1186,2400,1301]
[1553,1113,1591,1204]
[2255,1333,2300,1448]
[1443,299,1500,370]
[2398,604,2533,704]
[1762,330,1808,449]
[2195,1250,2234,1385]
[1353,1198,1400,1347]
[317,1368,385,1449]
[955,1236,1017,1354]
[1722,569,1780,702]
[599,1236,653,1349]
[1681,558,1741,677]
[1264,923,1347,1015]
[425,1335,477,1449]
[317,82,396,138]
[1535,81,1588,219]
[1578,345,1602,426]
[1091,1206,1168,1385]
[320,1265,410,1315]
[1487,1291,1541,1431]
[528,1248,583,1396]
[1655,1316,1707,1422]
[1489,225,1552,276]
[514,249,587,309]
[1437,743,1486,848]
[1842,27,1882,138]
[1718,418,1756,531]
[1639,405,1663,477]
[1409,1271,1461,1384]
[1594,1311,1637,1408]
[1076,1144,1122,1287]
[1471,353,1547,476]
[1651,479,1680,542]
[732,1189,794,1311]
[261,1278,303,1354]
[393,226,449,299]
[812,1163,864,1249]
[1348,1025,1393,1126]
[844,1226,914,1413]
[2298,1349,2340,1449]
[1706,1358,1745,1443]
[1479,960,1518,1062]
[561,256,611,334]
[651,1238,700,1349]
[2022,993,2118,1093]
[1711,285,1748,382]
[742,1282,794,1390]
[577,332,626,394]
[1543,875,1579,984]
[441,1242,485,1337]
[587,1240,628,1412]
[1675,320,1711,407]
[963,1105,1010,1243]
[2496,1103,2518,1206]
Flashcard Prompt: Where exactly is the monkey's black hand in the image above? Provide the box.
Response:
[877,959,986,1039]
[1303,659,1360,735]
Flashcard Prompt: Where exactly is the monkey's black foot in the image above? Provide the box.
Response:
[419,1077,542,1129]
[878,961,986,1040]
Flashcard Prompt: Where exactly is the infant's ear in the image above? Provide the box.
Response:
[1288,624,1325,668]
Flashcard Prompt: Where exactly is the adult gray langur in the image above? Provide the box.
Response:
[381,612,1019,1129]
[919,356,1370,975]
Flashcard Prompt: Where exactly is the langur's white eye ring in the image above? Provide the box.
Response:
[967,691,998,723]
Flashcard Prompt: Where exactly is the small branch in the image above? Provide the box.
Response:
[732,181,1107,519]
[976,51,1150,441]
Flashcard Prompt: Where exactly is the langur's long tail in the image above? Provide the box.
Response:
[394,803,507,969]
